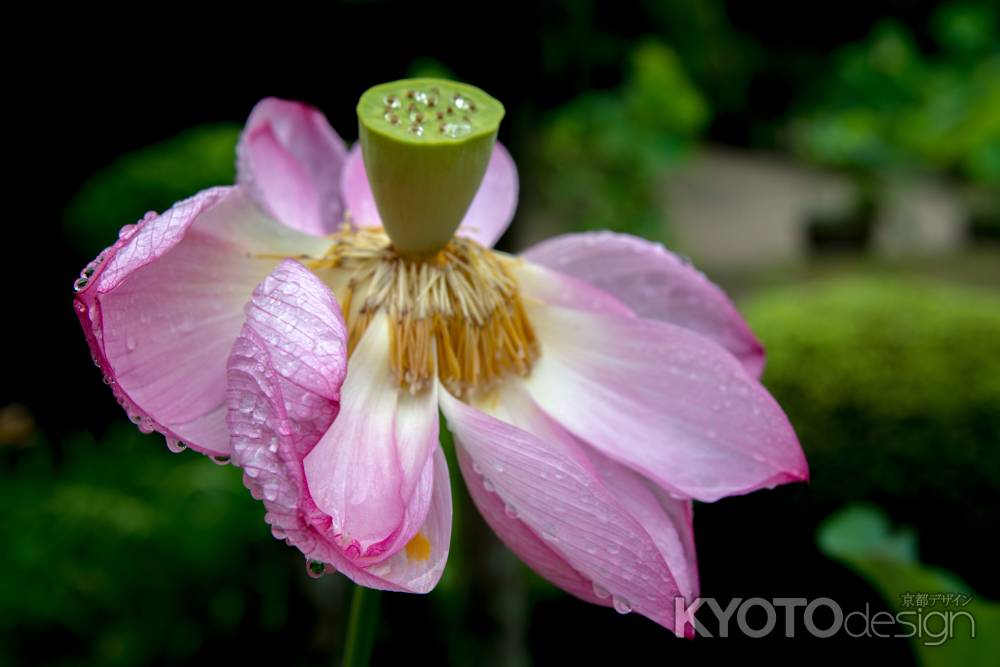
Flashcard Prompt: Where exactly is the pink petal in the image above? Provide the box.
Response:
[75,187,331,456]
[441,383,697,633]
[237,98,348,236]
[303,313,439,560]
[455,445,609,607]
[518,286,808,502]
[227,262,450,592]
[341,141,518,248]
[522,232,765,377]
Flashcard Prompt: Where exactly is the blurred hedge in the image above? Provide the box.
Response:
[745,277,1000,527]
[0,425,324,666]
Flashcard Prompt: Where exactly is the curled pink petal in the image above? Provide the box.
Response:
[517,275,808,502]
[75,187,330,456]
[522,232,765,377]
[303,314,439,560]
[441,382,696,633]
[341,141,518,248]
[237,98,348,236]
[227,261,450,592]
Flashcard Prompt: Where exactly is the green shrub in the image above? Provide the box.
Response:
[745,277,1000,523]
[789,5,1000,184]
[530,39,708,241]
[0,424,312,666]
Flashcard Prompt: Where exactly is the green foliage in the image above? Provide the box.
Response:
[819,505,1000,666]
[532,39,708,240]
[745,277,1000,519]
[0,424,301,666]
[64,124,241,256]
[639,0,761,115]
[790,4,1000,183]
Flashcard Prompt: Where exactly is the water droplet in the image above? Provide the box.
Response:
[483,479,495,493]
[440,122,472,138]
[493,461,505,474]
[541,524,557,541]
[126,334,137,352]
[73,276,89,292]
[592,583,611,599]
[613,596,632,614]
[472,462,483,475]
[212,455,231,466]
[165,437,186,453]
[504,504,519,519]
[307,560,326,578]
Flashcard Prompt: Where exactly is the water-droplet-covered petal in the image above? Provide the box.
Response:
[517,270,808,502]
[522,232,765,377]
[74,187,331,456]
[441,383,696,634]
[341,141,518,248]
[237,98,349,236]
[227,262,450,592]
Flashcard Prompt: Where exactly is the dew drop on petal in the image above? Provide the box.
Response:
[613,596,632,614]
[165,437,186,453]
[138,417,156,434]
[307,560,326,578]
[592,583,611,599]
[483,478,495,493]
[504,503,519,519]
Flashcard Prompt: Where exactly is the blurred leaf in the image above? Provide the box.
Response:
[64,124,241,257]
[407,57,456,80]
[532,39,707,240]
[789,12,1000,183]
[931,2,998,56]
[819,505,1000,667]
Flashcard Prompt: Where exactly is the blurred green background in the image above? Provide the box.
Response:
[5,1,999,665]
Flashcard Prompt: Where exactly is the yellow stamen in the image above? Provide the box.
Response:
[307,227,538,398]
[405,532,432,561]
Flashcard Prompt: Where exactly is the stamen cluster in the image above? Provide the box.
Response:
[310,228,538,398]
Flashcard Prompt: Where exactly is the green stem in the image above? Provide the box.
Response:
[342,585,380,667]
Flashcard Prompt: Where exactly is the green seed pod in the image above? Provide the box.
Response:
[357,78,504,255]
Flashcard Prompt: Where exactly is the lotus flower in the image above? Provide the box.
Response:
[74,85,807,635]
